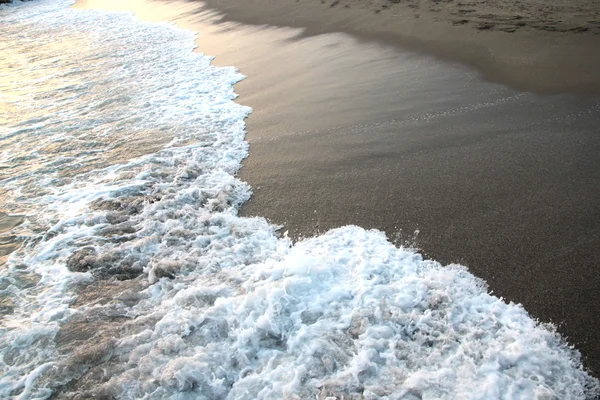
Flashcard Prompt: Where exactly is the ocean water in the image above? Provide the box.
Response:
[0,0,598,399]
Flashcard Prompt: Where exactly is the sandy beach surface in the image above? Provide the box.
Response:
[74,0,600,378]
[202,0,600,94]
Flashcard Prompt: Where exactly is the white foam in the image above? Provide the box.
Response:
[0,0,597,399]
[95,226,596,399]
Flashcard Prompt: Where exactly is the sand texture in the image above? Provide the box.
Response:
[202,0,600,93]
[307,0,600,34]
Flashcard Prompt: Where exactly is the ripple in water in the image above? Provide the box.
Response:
[0,1,598,399]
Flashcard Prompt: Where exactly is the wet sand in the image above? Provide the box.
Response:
[0,212,23,266]
[75,0,600,377]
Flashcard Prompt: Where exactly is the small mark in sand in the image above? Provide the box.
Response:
[476,22,495,30]
[453,19,469,25]
[569,26,589,33]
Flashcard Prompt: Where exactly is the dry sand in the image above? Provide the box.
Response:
[202,0,600,94]
[75,0,600,378]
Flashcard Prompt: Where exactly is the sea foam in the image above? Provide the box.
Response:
[0,0,597,399]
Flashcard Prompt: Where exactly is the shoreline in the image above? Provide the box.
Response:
[199,0,600,95]
[74,0,600,379]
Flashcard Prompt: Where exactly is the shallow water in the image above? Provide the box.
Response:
[0,0,598,399]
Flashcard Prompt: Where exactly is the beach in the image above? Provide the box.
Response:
[202,0,600,94]
[90,0,600,374]
[0,0,598,397]
[88,0,600,375]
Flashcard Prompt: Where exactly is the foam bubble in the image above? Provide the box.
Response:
[87,226,595,399]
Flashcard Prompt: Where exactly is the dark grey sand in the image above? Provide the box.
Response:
[75,0,600,376]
